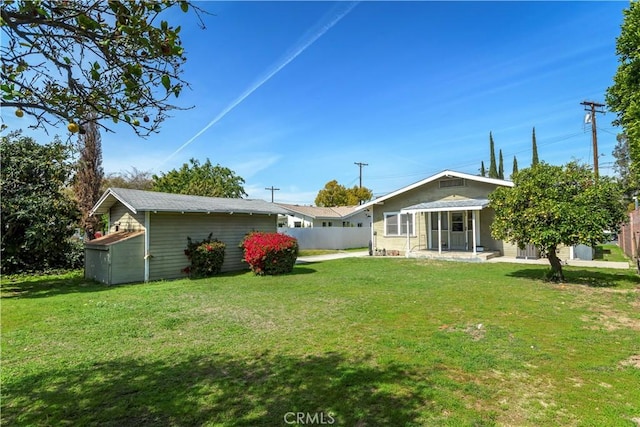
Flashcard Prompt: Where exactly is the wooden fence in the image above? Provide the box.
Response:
[619,208,640,259]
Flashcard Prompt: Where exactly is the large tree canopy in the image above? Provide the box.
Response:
[1,1,205,136]
[152,158,247,198]
[1,131,81,273]
[315,180,373,207]
[606,1,640,185]
[489,162,625,281]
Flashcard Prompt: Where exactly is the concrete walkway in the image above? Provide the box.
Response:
[487,256,631,270]
[296,250,632,270]
[296,250,370,264]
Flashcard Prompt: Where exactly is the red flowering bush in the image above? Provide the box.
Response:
[182,233,226,278]
[240,232,298,275]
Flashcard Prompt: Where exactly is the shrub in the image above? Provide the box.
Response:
[183,233,226,278]
[240,232,298,275]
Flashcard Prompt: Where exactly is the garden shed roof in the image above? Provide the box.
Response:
[90,188,288,216]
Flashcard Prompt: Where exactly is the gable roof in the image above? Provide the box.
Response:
[90,188,288,216]
[360,170,513,209]
[276,203,363,220]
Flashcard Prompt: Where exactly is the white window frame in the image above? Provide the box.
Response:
[384,212,415,236]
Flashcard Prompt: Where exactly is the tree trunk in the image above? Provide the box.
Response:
[547,246,565,282]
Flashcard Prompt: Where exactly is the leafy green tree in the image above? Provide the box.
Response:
[607,2,640,187]
[346,185,374,205]
[315,180,349,207]
[1,1,206,136]
[532,127,539,166]
[152,158,247,198]
[612,133,636,202]
[479,161,486,177]
[489,162,625,281]
[73,114,103,240]
[488,132,498,178]
[512,156,519,179]
[315,180,373,206]
[498,149,504,180]
[1,131,81,273]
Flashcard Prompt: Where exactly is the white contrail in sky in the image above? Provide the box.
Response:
[157,1,359,169]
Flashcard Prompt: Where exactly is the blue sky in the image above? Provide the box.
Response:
[4,1,630,204]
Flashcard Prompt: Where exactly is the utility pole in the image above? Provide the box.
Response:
[265,186,280,203]
[581,100,605,179]
[354,162,368,188]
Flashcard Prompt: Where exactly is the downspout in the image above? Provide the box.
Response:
[144,211,150,282]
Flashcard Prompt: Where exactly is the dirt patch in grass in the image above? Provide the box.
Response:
[580,310,640,331]
[439,323,487,341]
[619,355,640,369]
[483,370,577,427]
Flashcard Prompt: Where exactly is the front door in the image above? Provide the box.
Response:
[450,211,467,250]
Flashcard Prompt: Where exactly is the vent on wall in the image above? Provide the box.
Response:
[439,178,465,188]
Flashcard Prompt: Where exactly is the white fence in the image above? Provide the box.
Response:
[278,227,370,250]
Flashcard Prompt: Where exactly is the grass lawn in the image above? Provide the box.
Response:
[2,259,639,426]
[595,243,630,263]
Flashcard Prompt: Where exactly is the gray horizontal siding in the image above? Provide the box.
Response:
[111,234,145,284]
[148,212,277,281]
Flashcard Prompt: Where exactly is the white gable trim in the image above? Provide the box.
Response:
[360,170,513,209]
[89,188,138,216]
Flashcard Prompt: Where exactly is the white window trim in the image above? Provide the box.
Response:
[384,212,416,237]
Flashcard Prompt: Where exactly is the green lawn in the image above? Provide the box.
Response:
[2,259,639,426]
[595,243,630,263]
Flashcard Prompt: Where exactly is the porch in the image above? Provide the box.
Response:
[401,197,491,257]
[407,249,501,262]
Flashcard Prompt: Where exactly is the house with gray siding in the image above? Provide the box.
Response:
[361,170,574,261]
[85,188,287,285]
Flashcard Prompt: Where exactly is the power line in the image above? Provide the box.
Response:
[581,100,606,179]
[265,186,280,203]
[354,162,368,188]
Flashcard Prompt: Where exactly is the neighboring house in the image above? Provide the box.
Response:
[276,204,370,228]
[85,188,287,285]
[360,169,571,260]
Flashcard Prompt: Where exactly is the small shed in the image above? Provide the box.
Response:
[85,231,145,285]
[85,188,288,285]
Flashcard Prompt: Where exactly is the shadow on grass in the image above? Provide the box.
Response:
[0,271,110,299]
[2,266,318,299]
[1,352,468,426]
[507,267,640,288]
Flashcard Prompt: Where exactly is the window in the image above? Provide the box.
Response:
[451,212,464,232]
[294,221,302,228]
[430,212,448,230]
[357,223,363,228]
[385,212,414,236]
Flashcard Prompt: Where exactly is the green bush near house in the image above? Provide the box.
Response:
[183,233,225,278]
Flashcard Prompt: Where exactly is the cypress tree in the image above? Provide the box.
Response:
[498,149,504,179]
[480,161,486,177]
[488,132,498,178]
[512,156,519,178]
[532,127,539,166]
